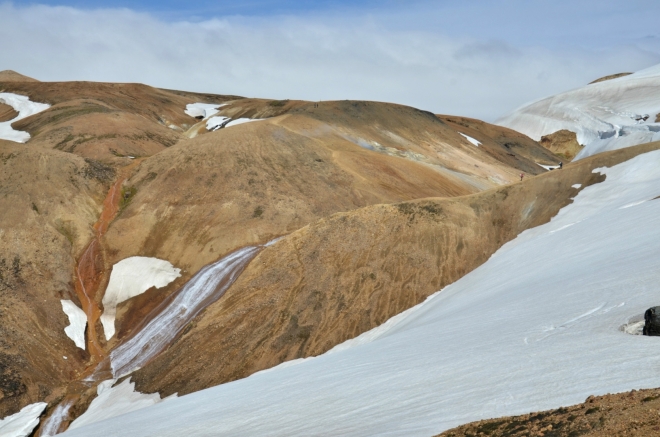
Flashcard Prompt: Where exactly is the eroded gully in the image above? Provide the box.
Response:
[35,166,273,436]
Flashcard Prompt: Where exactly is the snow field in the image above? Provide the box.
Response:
[0,402,46,437]
[496,63,660,160]
[64,149,660,437]
[0,93,50,143]
[60,300,86,350]
[101,257,181,340]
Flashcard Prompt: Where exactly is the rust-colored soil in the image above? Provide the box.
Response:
[438,387,660,437]
[131,141,660,398]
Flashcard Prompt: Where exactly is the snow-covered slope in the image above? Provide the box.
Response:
[64,149,660,436]
[497,64,660,160]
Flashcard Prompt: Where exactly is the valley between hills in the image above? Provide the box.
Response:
[1,66,660,436]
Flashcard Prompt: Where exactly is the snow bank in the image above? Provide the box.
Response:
[0,93,49,143]
[206,117,263,131]
[459,132,481,147]
[64,149,660,437]
[184,103,225,120]
[68,379,170,431]
[60,300,86,350]
[0,402,46,437]
[100,257,181,341]
[496,63,660,160]
[206,116,229,131]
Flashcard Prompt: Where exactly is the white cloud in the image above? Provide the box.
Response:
[1,2,659,120]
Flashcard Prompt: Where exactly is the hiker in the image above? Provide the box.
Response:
[520,173,524,181]
[559,161,563,169]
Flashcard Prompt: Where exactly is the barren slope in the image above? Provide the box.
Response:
[0,141,109,417]
[130,141,660,398]
[438,387,660,437]
[103,100,557,346]
[0,81,238,163]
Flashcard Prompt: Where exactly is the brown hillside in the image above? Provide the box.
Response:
[130,141,660,398]
[438,386,660,437]
[0,141,109,417]
[0,70,38,82]
[102,101,559,347]
[0,103,18,122]
[438,114,559,173]
[0,81,237,163]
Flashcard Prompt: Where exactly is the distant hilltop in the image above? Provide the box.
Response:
[0,70,38,82]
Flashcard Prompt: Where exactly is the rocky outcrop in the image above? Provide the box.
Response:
[589,72,633,84]
[540,129,583,161]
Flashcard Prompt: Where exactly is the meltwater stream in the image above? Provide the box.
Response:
[109,245,263,377]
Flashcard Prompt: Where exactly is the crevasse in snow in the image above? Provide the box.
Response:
[0,93,50,143]
[496,63,660,160]
[63,149,660,437]
[100,257,181,341]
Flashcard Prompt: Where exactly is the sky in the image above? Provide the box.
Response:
[2,0,660,120]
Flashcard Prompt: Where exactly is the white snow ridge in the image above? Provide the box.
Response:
[0,93,50,143]
[497,63,660,160]
[100,257,181,341]
[60,300,87,350]
[63,149,660,437]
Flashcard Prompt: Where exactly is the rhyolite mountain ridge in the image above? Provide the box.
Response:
[1,66,659,436]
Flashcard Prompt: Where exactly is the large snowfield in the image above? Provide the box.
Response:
[496,64,660,160]
[62,148,660,436]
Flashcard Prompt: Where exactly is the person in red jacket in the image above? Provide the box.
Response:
[520,173,524,181]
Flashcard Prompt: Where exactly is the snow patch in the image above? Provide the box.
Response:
[184,103,225,120]
[0,93,50,143]
[572,184,582,189]
[206,117,263,131]
[40,399,75,437]
[61,300,87,350]
[538,163,560,171]
[0,402,46,437]
[100,257,181,341]
[68,379,171,431]
[459,132,481,146]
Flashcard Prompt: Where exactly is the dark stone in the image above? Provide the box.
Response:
[643,306,660,336]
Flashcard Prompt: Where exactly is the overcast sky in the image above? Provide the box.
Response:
[2,0,660,120]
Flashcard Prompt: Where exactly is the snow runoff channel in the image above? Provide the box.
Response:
[108,244,264,378]
[64,149,660,437]
[497,63,660,160]
[0,93,50,142]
